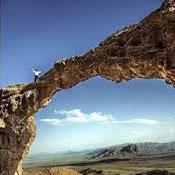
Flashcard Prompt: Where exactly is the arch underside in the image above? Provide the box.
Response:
[0,0,175,174]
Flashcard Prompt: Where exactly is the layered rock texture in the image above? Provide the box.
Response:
[0,0,175,174]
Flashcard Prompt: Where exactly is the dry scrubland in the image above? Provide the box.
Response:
[23,143,175,175]
[23,158,175,175]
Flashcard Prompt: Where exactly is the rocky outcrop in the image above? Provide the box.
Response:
[0,0,175,174]
[23,167,80,175]
[135,170,175,175]
[79,169,175,175]
[79,168,103,175]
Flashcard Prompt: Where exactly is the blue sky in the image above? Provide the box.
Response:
[2,0,175,154]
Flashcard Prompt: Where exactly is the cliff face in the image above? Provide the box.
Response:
[0,0,175,174]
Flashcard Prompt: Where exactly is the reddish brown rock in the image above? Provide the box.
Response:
[0,0,175,174]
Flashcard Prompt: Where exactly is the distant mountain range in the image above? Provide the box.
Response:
[86,141,175,159]
[24,141,175,168]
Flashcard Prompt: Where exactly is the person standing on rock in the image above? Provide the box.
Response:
[32,69,42,82]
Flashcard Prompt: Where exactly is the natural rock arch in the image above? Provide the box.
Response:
[0,0,175,174]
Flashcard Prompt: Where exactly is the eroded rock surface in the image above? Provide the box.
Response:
[0,0,175,174]
[23,167,80,175]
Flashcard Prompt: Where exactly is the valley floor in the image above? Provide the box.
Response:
[23,157,175,175]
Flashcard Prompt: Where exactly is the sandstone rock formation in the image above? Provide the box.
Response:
[24,167,80,175]
[0,0,175,174]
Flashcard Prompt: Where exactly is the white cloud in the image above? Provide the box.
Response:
[41,108,160,127]
[40,119,62,126]
[115,118,160,125]
[41,109,116,126]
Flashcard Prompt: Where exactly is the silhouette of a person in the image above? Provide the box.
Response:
[32,69,42,82]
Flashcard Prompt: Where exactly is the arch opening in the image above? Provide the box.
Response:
[23,77,175,173]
